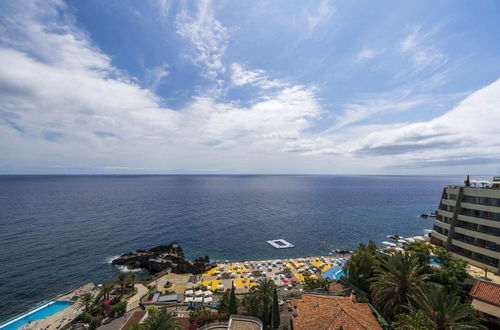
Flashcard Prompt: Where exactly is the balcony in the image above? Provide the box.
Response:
[460,202,500,214]
[454,227,500,245]
[434,219,450,230]
[457,214,500,229]
[451,239,500,259]
[430,230,448,243]
[441,199,457,206]
[438,209,454,219]
[452,249,499,271]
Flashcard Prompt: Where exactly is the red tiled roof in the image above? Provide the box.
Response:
[291,294,382,330]
[469,280,500,307]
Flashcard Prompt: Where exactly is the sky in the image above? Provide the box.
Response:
[0,0,500,175]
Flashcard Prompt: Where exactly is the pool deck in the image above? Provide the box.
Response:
[195,254,351,295]
[3,283,95,330]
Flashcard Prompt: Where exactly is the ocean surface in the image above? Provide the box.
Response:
[0,174,464,320]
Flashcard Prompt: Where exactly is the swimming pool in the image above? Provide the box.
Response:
[428,257,442,266]
[0,301,73,330]
[322,266,346,280]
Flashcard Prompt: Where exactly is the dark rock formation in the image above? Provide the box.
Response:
[111,241,214,275]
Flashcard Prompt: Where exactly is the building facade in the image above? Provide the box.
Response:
[430,177,500,274]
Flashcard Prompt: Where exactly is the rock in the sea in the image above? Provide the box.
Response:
[111,241,214,275]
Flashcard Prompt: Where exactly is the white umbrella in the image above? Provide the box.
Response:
[394,247,404,251]
[382,241,397,247]
[405,238,415,243]
[397,239,406,244]
[413,236,426,241]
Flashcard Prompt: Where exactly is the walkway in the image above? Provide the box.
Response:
[126,284,148,312]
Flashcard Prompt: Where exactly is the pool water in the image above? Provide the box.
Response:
[0,301,73,330]
[428,257,442,266]
[322,266,346,280]
[334,270,346,279]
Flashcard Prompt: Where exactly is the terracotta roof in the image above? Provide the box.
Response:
[469,280,500,307]
[291,294,382,330]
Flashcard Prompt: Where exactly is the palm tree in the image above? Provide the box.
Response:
[128,274,139,290]
[410,288,486,330]
[100,284,113,300]
[253,278,275,327]
[393,310,432,330]
[370,252,430,319]
[142,307,180,330]
[79,292,93,313]
[116,272,127,293]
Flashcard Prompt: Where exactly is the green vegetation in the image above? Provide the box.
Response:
[116,272,127,293]
[229,283,237,314]
[341,240,486,329]
[79,292,94,313]
[271,286,280,329]
[370,252,430,318]
[241,278,276,328]
[344,241,380,292]
[141,307,180,330]
[303,276,329,291]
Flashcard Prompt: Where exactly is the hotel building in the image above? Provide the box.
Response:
[430,177,500,274]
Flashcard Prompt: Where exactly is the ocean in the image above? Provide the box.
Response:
[0,174,463,320]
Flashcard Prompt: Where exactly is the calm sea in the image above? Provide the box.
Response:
[0,175,463,320]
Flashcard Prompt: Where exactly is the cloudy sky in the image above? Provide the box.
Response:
[1,0,500,174]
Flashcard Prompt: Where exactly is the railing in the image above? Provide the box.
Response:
[0,286,77,326]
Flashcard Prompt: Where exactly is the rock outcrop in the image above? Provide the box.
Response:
[111,242,214,275]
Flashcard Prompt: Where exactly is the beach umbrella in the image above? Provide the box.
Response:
[405,238,415,243]
[397,239,406,244]
[382,241,395,247]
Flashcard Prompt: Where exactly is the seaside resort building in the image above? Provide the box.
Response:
[430,176,500,274]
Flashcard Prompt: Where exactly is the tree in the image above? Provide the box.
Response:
[79,292,93,313]
[410,287,486,330]
[367,240,378,255]
[392,309,431,330]
[303,277,329,291]
[271,287,280,330]
[370,252,430,319]
[142,307,180,330]
[116,272,127,293]
[404,241,433,267]
[229,283,237,314]
[430,255,469,296]
[344,249,379,292]
[101,284,113,300]
[128,274,139,289]
[218,289,230,314]
[188,306,210,324]
[253,278,275,328]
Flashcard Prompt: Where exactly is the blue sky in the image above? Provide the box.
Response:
[1,0,500,174]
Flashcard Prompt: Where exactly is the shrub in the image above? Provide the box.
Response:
[110,301,127,316]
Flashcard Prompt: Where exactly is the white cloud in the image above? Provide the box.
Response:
[144,64,169,91]
[0,0,326,172]
[230,63,284,89]
[1,0,499,174]
[399,26,448,74]
[304,0,335,35]
[175,0,229,79]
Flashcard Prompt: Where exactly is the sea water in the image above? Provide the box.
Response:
[0,174,463,320]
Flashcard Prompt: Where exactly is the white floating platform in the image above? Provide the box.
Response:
[267,239,294,249]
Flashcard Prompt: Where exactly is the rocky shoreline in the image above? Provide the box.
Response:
[111,241,215,275]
